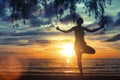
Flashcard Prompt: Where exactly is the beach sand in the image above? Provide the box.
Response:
[1,73,120,80]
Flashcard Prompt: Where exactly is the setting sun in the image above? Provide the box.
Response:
[61,44,74,58]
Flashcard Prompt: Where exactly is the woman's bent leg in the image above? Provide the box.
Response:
[82,45,96,54]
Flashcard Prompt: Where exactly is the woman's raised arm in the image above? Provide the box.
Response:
[56,26,75,33]
[84,26,103,32]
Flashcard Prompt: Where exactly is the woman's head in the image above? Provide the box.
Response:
[76,17,83,25]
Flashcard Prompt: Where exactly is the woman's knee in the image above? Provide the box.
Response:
[84,45,96,54]
[91,49,96,54]
[84,49,96,54]
[89,49,96,54]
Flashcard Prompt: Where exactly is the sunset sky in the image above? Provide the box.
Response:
[0,0,120,59]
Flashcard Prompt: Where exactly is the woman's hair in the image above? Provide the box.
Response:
[76,17,83,25]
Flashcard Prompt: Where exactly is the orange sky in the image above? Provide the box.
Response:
[0,36,120,59]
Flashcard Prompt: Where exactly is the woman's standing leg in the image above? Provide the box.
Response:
[75,46,83,75]
[78,53,83,75]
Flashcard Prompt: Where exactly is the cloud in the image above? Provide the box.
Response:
[93,31,106,35]
[0,1,6,18]
[0,37,31,46]
[114,19,120,26]
[0,35,54,46]
[33,40,52,44]
[11,30,41,36]
[44,2,56,18]
[29,18,51,27]
[103,34,120,42]
[0,32,12,36]
[60,15,73,23]
[11,29,58,36]
[117,12,120,18]
[111,44,120,50]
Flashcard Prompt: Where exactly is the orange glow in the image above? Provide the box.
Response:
[0,56,24,80]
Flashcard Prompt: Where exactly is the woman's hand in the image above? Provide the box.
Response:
[56,26,60,30]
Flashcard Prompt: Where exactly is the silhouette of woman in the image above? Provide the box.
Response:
[56,17,103,75]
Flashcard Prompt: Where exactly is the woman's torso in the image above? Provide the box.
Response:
[74,26,86,45]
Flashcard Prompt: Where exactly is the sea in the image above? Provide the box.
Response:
[0,58,120,75]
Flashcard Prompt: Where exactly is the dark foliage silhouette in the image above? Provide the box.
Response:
[0,0,112,29]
